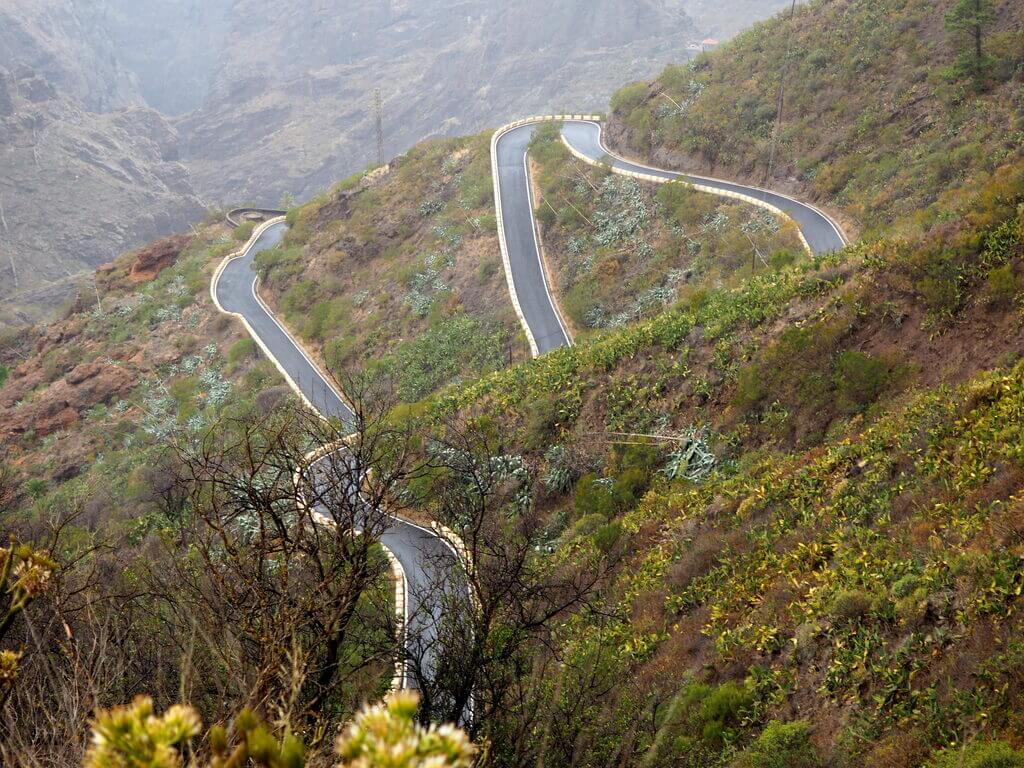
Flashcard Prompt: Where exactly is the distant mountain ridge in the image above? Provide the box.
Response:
[0,0,793,325]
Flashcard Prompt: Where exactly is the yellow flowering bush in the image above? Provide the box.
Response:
[0,535,57,705]
[86,697,202,768]
[84,692,473,768]
[336,692,474,768]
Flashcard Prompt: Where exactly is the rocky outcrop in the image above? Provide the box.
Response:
[0,64,204,327]
[0,69,13,116]
[178,0,703,205]
[0,0,791,328]
[128,234,191,283]
[0,361,133,438]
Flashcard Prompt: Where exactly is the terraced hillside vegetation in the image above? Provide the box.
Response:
[4,1,1024,766]
[411,151,1024,768]
[606,0,1024,237]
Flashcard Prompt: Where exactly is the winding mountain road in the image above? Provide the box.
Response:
[212,117,849,710]
[212,220,465,693]
[493,118,848,355]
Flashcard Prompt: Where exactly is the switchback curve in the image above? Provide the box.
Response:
[492,117,849,358]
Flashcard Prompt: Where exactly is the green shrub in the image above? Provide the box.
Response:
[770,249,798,270]
[528,123,567,167]
[522,393,562,449]
[731,720,819,768]
[280,280,319,317]
[169,377,199,407]
[477,257,499,282]
[827,589,875,624]
[0,363,8,388]
[649,681,754,764]
[699,682,753,745]
[983,263,1021,307]
[610,82,649,116]
[734,365,768,411]
[612,466,650,510]
[616,443,662,474]
[914,257,963,318]
[25,478,47,500]
[568,513,608,541]
[575,474,616,519]
[535,203,557,228]
[833,350,890,412]
[927,741,1024,768]
[232,221,255,242]
[228,338,258,366]
[657,181,696,225]
[592,521,623,553]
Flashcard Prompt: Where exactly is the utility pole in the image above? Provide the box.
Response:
[374,88,385,167]
[764,0,798,187]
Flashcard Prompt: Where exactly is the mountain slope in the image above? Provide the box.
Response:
[0,0,793,327]
[421,150,1024,768]
[0,65,204,328]
[177,0,701,204]
[606,0,1024,237]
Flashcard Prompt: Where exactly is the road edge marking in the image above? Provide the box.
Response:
[522,149,573,348]
[216,218,472,694]
[490,115,601,359]
[563,120,849,253]
[210,218,321,411]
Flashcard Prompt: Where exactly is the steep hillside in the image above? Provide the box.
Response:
[255,132,528,402]
[0,0,140,111]
[0,65,204,327]
[0,221,393,762]
[0,0,791,327]
[606,0,1024,236]
[0,223,270,479]
[526,122,804,334]
[7,2,1024,765]
[418,151,1024,768]
[177,0,701,204]
[0,0,211,326]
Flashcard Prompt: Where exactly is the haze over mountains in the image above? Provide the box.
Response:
[0,0,791,325]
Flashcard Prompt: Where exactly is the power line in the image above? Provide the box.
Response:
[764,0,798,187]
[374,88,384,167]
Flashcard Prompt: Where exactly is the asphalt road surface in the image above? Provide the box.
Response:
[492,119,847,357]
[495,123,574,354]
[214,222,466,694]
[215,116,848,708]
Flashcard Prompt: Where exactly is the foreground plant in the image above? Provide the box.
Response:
[0,534,57,708]
[335,692,474,768]
[84,691,473,768]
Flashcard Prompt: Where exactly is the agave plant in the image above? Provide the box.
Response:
[660,427,716,484]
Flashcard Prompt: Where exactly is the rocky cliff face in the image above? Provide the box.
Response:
[668,0,794,37]
[0,0,140,111]
[0,64,204,327]
[177,0,702,204]
[0,0,793,326]
[0,0,210,327]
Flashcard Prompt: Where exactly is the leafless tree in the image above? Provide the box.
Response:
[406,417,619,747]
[148,380,425,741]
[1,376,430,762]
